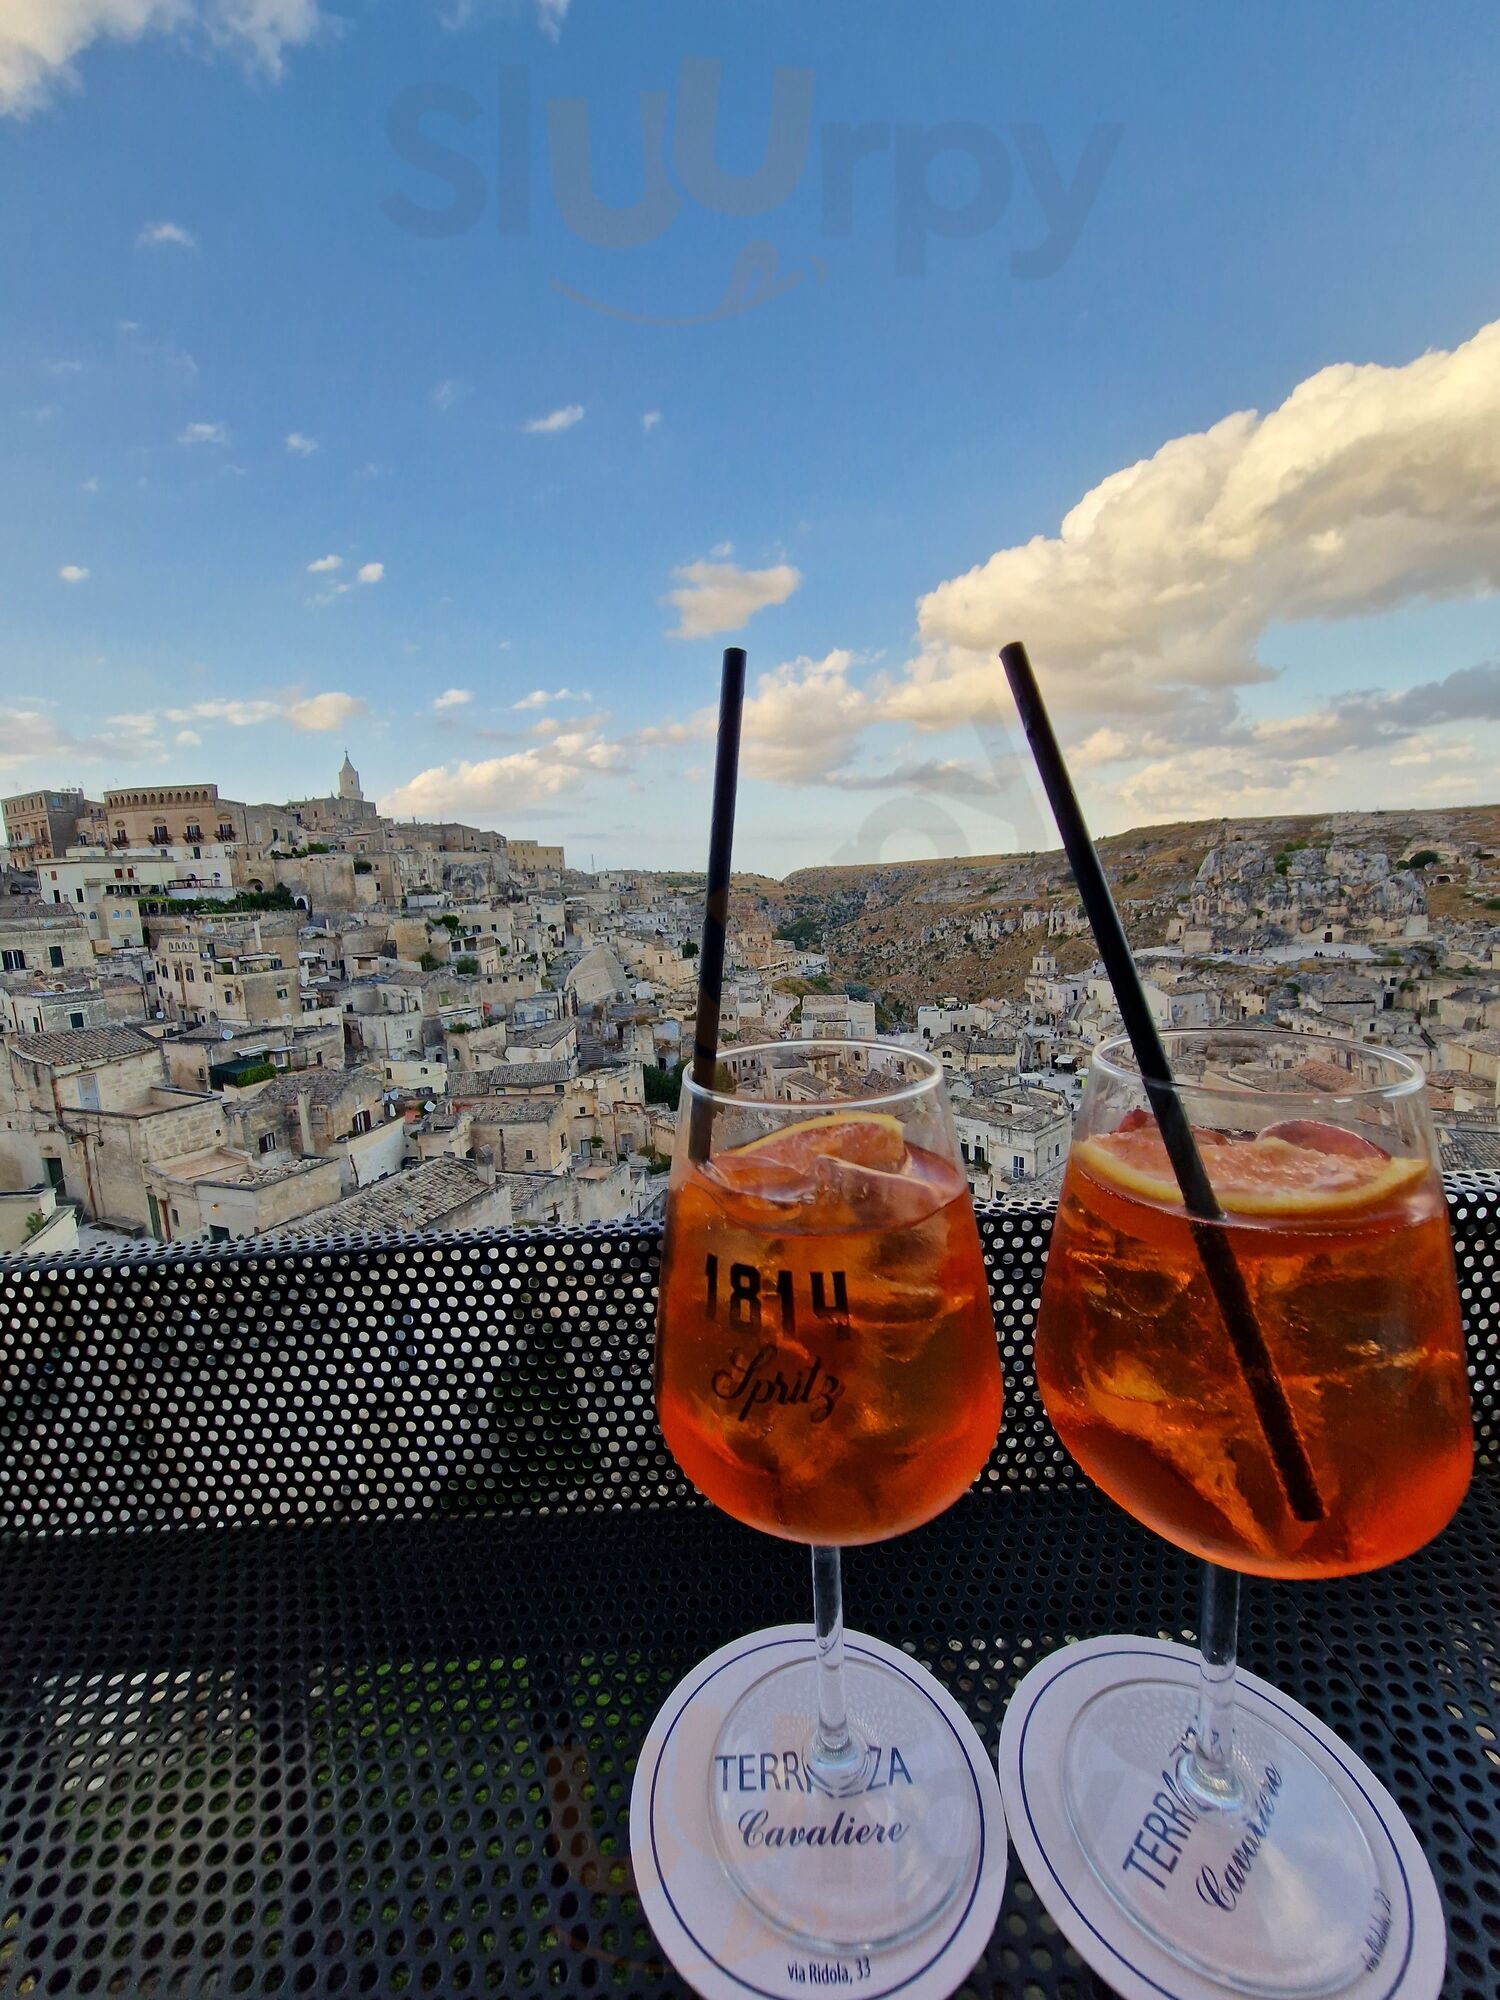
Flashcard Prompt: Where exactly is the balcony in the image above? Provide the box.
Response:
[0,1181,1494,1997]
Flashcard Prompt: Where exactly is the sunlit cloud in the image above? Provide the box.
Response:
[663,558,802,639]
[285,431,319,455]
[433,687,472,711]
[163,691,367,732]
[177,420,229,446]
[58,564,90,584]
[513,687,593,710]
[381,724,628,820]
[0,2,323,117]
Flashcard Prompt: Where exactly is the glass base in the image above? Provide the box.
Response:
[1064,1677,1381,1997]
[707,1654,979,1952]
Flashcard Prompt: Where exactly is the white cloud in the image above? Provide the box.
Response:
[709,540,734,559]
[887,317,1500,745]
[641,409,662,432]
[513,686,593,710]
[0,1,322,115]
[433,687,472,711]
[307,553,342,573]
[47,358,84,377]
[523,403,584,434]
[58,564,90,584]
[177,420,229,446]
[740,650,872,784]
[537,0,569,39]
[356,561,384,584]
[431,378,464,412]
[663,558,802,639]
[174,729,202,747]
[164,690,366,732]
[286,690,365,730]
[380,722,628,820]
[0,708,163,769]
[285,431,319,455]
[137,218,195,249]
[81,476,99,494]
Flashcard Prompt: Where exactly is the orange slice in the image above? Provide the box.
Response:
[734,1110,907,1171]
[1075,1121,1426,1216]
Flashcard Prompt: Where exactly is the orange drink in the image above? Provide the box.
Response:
[657,1108,1001,1544]
[1037,1111,1473,1577]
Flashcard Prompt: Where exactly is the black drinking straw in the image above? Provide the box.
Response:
[687,648,748,1163]
[999,641,1324,1526]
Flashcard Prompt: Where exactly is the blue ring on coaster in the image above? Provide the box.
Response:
[996,1635,1446,2000]
[630,1624,1010,2000]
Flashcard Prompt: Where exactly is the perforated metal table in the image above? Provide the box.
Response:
[0,1194,1495,2000]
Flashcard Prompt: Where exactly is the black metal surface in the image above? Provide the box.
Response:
[0,1190,1494,1999]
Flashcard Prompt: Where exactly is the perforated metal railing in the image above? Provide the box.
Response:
[0,1186,1494,1998]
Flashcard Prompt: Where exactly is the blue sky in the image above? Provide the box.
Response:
[4,0,1500,873]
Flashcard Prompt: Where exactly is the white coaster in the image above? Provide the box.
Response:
[997,1635,1446,2000]
[630,1624,1009,2000]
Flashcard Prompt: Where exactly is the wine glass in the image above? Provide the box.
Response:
[1034,1026,1473,1995]
[654,1038,1003,1951]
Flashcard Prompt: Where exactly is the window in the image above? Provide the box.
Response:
[525,1147,535,1161]
[153,825,169,845]
[276,987,288,1000]
[186,967,195,982]
[75,888,84,903]
[1013,1154,1026,1178]
[352,1108,372,1135]
[69,1011,84,1029]
[48,945,63,967]
[186,824,202,841]
[0,949,24,971]
[259,1132,277,1155]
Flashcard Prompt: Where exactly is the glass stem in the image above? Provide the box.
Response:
[808,1544,864,1786]
[1180,1560,1245,1811]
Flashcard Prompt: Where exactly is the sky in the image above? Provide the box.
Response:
[4,1,1500,876]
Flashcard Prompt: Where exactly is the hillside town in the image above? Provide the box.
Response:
[1,770,1498,1258]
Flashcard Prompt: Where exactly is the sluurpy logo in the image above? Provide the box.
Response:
[383,59,1121,324]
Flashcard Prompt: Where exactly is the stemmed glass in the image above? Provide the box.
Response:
[1034,1026,1473,1994]
[654,1039,1003,1952]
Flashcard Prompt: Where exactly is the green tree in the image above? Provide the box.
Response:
[455,955,479,975]
[644,1059,685,1107]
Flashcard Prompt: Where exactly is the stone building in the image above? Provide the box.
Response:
[0,789,99,862]
[0,1026,227,1230]
[143,1149,344,1243]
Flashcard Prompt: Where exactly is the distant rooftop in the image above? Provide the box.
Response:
[253,1065,383,1109]
[11,1025,157,1067]
[456,1095,565,1125]
[267,1157,494,1241]
[1439,1126,1500,1174]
